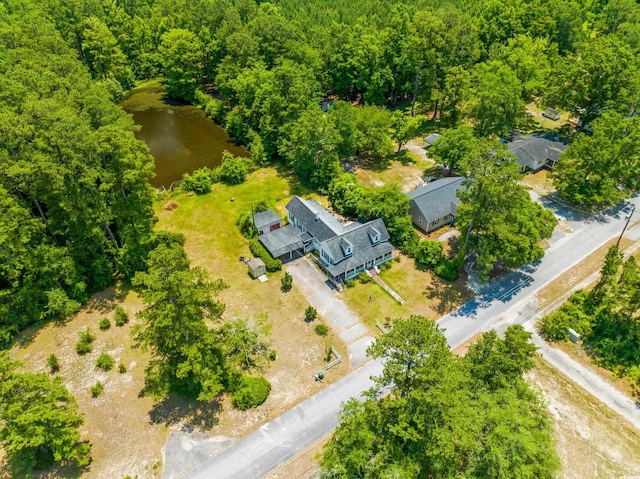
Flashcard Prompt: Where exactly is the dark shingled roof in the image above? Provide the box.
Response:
[507,133,568,170]
[254,209,281,230]
[258,224,304,258]
[407,177,465,224]
[322,218,391,264]
[286,196,344,242]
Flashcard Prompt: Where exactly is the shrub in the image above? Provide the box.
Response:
[415,240,446,269]
[268,349,277,361]
[90,381,104,398]
[118,362,127,373]
[79,328,95,344]
[315,324,329,336]
[47,353,60,373]
[96,352,114,371]
[434,260,460,281]
[344,279,356,288]
[357,271,373,284]
[281,272,293,292]
[75,340,92,355]
[249,238,282,272]
[305,306,317,322]
[219,151,248,185]
[181,167,213,194]
[114,306,129,326]
[236,211,257,239]
[99,317,111,330]
[231,376,271,410]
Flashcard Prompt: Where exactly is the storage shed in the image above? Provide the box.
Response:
[247,258,266,278]
[542,107,561,121]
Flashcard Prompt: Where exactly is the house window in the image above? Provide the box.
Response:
[344,246,352,256]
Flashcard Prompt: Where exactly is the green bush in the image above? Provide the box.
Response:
[79,328,95,344]
[231,376,271,410]
[219,151,248,185]
[415,240,446,268]
[181,167,214,194]
[268,349,277,361]
[90,381,104,398]
[434,260,460,281]
[118,362,127,373]
[47,353,60,373]
[249,238,282,272]
[96,352,114,371]
[281,271,293,292]
[315,324,329,336]
[75,341,92,355]
[357,271,373,284]
[114,306,129,326]
[236,211,257,239]
[344,279,356,288]
[305,306,317,322]
[99,317,111,330]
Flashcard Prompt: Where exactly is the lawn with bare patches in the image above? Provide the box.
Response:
[528,356,640,479]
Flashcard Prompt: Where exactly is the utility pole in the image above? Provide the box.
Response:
[617,204,635,246]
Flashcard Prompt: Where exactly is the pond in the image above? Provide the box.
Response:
[120,80,249,188]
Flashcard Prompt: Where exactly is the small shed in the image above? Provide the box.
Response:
[542,107,561,121]
[254,209,282,236]
[423,133,441,148]
[567,328,581,343]
[247,258,266,279]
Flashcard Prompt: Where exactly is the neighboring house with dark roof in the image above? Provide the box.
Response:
[254,209,282,235]
[407,177,465,233]
[506,132,568,172]
[285,196,394,282]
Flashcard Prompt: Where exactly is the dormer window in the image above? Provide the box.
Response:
[368,227,381,244]
[340,238,353,256]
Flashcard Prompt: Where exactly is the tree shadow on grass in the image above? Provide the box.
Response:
[424,274,472,316]
[148,394,223,432]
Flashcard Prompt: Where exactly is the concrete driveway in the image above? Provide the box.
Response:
[286,257,375,368]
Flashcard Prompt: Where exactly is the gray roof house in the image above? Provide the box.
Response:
[407,177,465,233]
[542,107,561,121]
[506,133,568,172]
[285,196,394,282]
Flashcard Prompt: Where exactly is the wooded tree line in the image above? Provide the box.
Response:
[541,245,640,395]
[321,317,560,478]
[0,2,156,345]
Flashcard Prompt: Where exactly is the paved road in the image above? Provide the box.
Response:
[178,197,640,479]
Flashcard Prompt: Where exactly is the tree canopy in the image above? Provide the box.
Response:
[321,317,560,479]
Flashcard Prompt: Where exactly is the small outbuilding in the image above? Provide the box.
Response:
[423,133,441,148]
[247,258,266,279]
[542,107,561,121]
[254,209,282,236]
[407,177,465,233]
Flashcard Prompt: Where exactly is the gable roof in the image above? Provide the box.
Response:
[322,218,391,264]
[253,209,281,230]
[286,196,345,242]
[407,177,465,224]
[258,224,304,258]
[506,133,568,170]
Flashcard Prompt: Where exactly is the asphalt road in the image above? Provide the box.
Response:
[178,196,640,479]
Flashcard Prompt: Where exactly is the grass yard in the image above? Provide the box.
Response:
[355,138,435,193]
[6,168,348,479]
[521,169,556,196]
[528,356,640,479]
[525,102,573,131]
[341,255,473,330]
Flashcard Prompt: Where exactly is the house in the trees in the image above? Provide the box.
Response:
[407,177,465,233]
[257,196,394,283]
[542,107,561,121]
[506,132,568,172]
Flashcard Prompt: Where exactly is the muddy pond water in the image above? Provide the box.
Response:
[120,81,249,188]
